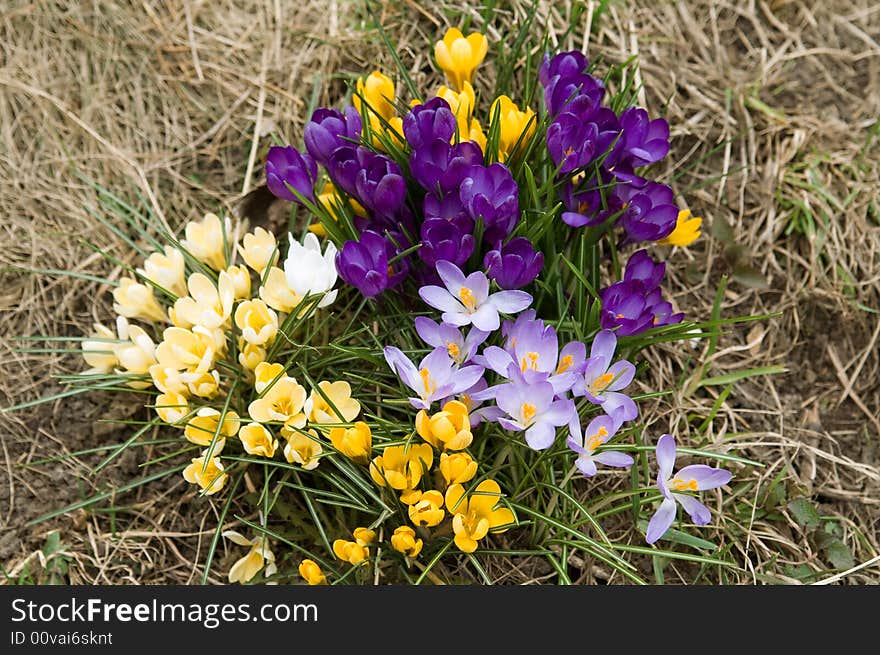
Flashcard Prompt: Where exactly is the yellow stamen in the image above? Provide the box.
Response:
[419,368,436,397]
[520,351,539,372]
[521,402,536,423]
[459,287,477,311]
[671,477,698,492]
[585,425,610,452]
[590,373,614,393]
[447,341,461,360]
[556,354,574,374]
[616,313,625,319]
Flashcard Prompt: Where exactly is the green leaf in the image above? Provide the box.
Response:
[788,498,822,530]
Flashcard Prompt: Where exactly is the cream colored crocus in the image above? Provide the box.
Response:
[659,209,702,247]
[81,323,118,374]
[408,490,446,527]
[114,321,158,389]
[182,369,221,398]
[490,95,536,161]
[248,374,308,432]
[155,391,189,425]
[234,299,278,346]
[181,213,229,271]
[238,339,267,372]
[138,246,187,298]
[298,559,326,585]
[283,429,322,470]
[225,265,252,300]
[445,479,515,553]
[434,28,488,92]
[328,421,372,464]
[391,526,423,558]
[238,226,278,274]
[172,271,234,329]
[113,277,167,324]
[254,361,285,393]
[149,364,189,395]
[223,531,277,584]
[184,408,240,446]
[259,266,303,313]
[239,422,278,458]
[304,381,360,426]
[439,451,478,486]
[415,400,472,451]
[155,326,220,373]
[182,447,228,495]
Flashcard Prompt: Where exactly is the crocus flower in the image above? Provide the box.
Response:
[223,531,276,583]
[304,380,361,425]
[403,97,457,150]
[495,377,576,450]
[181,213,230,271]
[418,217,475,268]
[445,479,515,553]
[225,265,252,300]
[419,260,532,332]
[624,249,667,290]
[490,95,536,161]
[234,299,278,346]
[184,407,240,446]
[335,231,392,298]
[615,106,670,169]
[646,434,733,544]
[265,146,317,203]
[237,226,278,274]
[284,429,322,470]
[439,451,478,486]
[354,71,396,131]
[333,527,374,565]
[182,446,227,495]
[155,391,189,425]
[459,163,520,246]
[369,443,434,492]
[434,28,488,92]
[435,82,482,145]
[138,246,186,298]
[414,316,488,365]
[259,266,303,313]
[539,51,605,117]
[172,271,235,330]
[617,181,679,243]
[416,400,473,451]
[238,340,267,372]
[329,421,372,464]
[658,209,702,247]
[483,237,544,290]
[284,232,338,308]
[383,345,484,410]
[112,321,159,389]
[154,325,221,376]
[248,373,307,432]
[298,559,326,585]
[408,490,446,527]
[391,526,423,558]
[566,414,634,477]
[239,422,278,458]
[81,322,120,374]
[573,329,638,427]
[304,106,362,167]
[546,99,620,173]
[113,277,167,324]
[351,149,407,220]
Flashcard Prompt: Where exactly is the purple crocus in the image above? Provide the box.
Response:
[617,181,678,243]
[566,414,634,477]
[266,146,317,202]
[459,163,520,247]
[414,317,488,366]
[383,346,484,410]
[483,237,544,290]
[419,261,532,332]
[418,218,474,268]
[403,98,457,151]
[599,250,683,334]
[616,107,670,170]
[546,99,620,174]
[645,434,733,544]
[494,377,576,450]
[624,249,666,289]
[559,172,620,228]
[303,106,362,167]
[353,149,407,220]
[572,329,638,427]
[539,51,606,117]
[335,230,392,298]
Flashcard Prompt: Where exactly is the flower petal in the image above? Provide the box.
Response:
[655,433,676,482]
[675,493,712,526]
[645,497,677,544]
[593,450,634,468]
[675,464,732,491]
[419,285,463,314]
[524,421,556,450]
[489,290,533,314]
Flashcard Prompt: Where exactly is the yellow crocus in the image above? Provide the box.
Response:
[239,422,278,458]
[445,479,515,553]
[171,271,235,330]
[332,527,375,566]
[298,559,326,585]
[81,323,119,374]
[184,408,240,446]
[439,451,478,486]
[312,183,367,236]
[328,421,372,464]
[223,531,277,584]
[237,226,278,274]
[138,246,187,298]
[390,526,423,558]
[181,369,221,399]
[415,400,472,451]
[182,446,228,495]
[259,266,304,314]
[408,489,446,527]
[113,277,167,324]
[305,381,361,426]
[369,444,434,492]
[234,299,278,346]
[254,361,285,394]
[490,95,536,161]
[354,71,396,127]
[181,213,229,271]
[155,391,189,425]
[248,374,308,431]
[225,264,252,300]
[434,28,488,92]
[283,429,322,470]
[238,339,267,371]
[154,326,220,376]
[659,209,702,247]
[436,82,476,137]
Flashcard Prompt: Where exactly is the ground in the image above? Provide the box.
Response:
[1,0,878,584]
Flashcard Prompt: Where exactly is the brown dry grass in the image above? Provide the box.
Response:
[1,0,878,584]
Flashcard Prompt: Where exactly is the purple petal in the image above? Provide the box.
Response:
[575,455,598,477]
[593,451,634,468]
[655,434,677,482]
[489,290,533,314]
[607,360,636,390]
[435,260,466,293]
[675,494,712,526]
[645,497,677,544]
[590,329,617,360]
[482,346,516,377]
[384,346,419,392]
[419,285,463,314]
[525,421,556,450]
[414,316,444,348]
[498,416,524,432]
[602,392,639,427]
[448,365,486,396]
[675,465,733,491]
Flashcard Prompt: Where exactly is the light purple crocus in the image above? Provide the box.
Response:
[419,261,532,332]
[645,434,733,544]
[452,378,504,428]
[494,377,576,450]
[566,414,634,477]
[383,346,484,410]
[573,329,638,427]
[414,317,488,366]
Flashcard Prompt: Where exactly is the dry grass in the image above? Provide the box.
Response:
[1,0,877,584]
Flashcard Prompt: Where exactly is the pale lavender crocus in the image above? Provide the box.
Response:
[566,414,634,477]
[383,346,484,410]
[573,329,638,427]
[414,316,488,366]
[494,377,576,450]
[419,260,532,332]
[645,434,733,544]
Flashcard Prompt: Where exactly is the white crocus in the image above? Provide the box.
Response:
[284,233,338,308]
